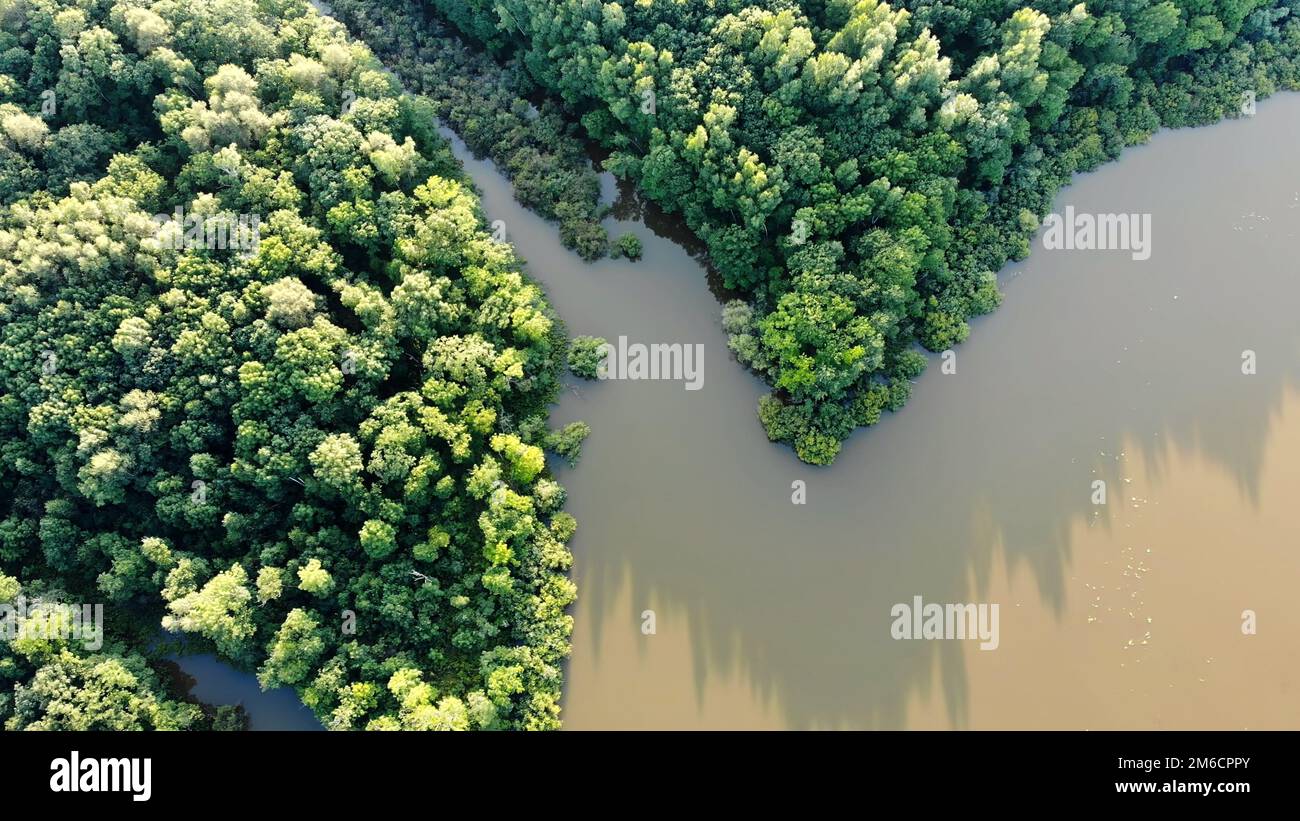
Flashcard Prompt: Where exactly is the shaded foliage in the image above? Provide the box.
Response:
[329,0,613,260]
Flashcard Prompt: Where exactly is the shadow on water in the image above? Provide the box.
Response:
[167,654,324,731]
[605,172,746,302]
[443,91,1300,728]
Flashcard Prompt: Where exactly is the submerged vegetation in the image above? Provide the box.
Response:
[402,0,1300,462]
[0,0,582,729]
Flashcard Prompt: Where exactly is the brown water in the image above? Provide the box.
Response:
[455,89,1300,728]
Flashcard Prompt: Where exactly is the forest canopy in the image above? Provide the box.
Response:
[0,0,582,730]
[411,0,1300,463]
[3,0,1300,733]
[328,0,616,261]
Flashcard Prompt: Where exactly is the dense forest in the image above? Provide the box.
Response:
[2,0,1298,733]
[0,0,583,729]
[327,0,616,260]
[409,0,1300,463]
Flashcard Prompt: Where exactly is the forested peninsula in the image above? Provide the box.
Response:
[0,0,580,730]
[411,0,1300,463]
